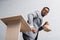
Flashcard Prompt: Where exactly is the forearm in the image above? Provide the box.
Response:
[38,26,44,31]
[38,21,49,31]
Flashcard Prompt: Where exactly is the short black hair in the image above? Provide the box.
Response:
[43,7,50,11]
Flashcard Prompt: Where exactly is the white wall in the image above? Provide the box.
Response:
[0,0,60,40]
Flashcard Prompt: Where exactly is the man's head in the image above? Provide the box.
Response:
[41,7,50,17]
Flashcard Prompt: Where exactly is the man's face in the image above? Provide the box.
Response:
[41,8,49,17]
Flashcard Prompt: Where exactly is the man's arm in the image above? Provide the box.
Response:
[28,14,36,33]
[28,14,34,27]
[38,26,44,31]
[38,21,51,32]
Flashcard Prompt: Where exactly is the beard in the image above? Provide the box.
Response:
[41,13,46,17]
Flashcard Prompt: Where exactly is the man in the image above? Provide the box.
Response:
[22,7,51,40]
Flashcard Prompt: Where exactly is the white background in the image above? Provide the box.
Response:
[0,0,60,40]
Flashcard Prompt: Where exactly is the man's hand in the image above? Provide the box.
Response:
[43,21,51,32]
[31,27,36,33]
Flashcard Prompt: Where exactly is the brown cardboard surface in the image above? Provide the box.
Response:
[0,15,31,40]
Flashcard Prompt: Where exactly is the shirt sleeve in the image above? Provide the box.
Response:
[28,13,34,28]
[38,26,44,31]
